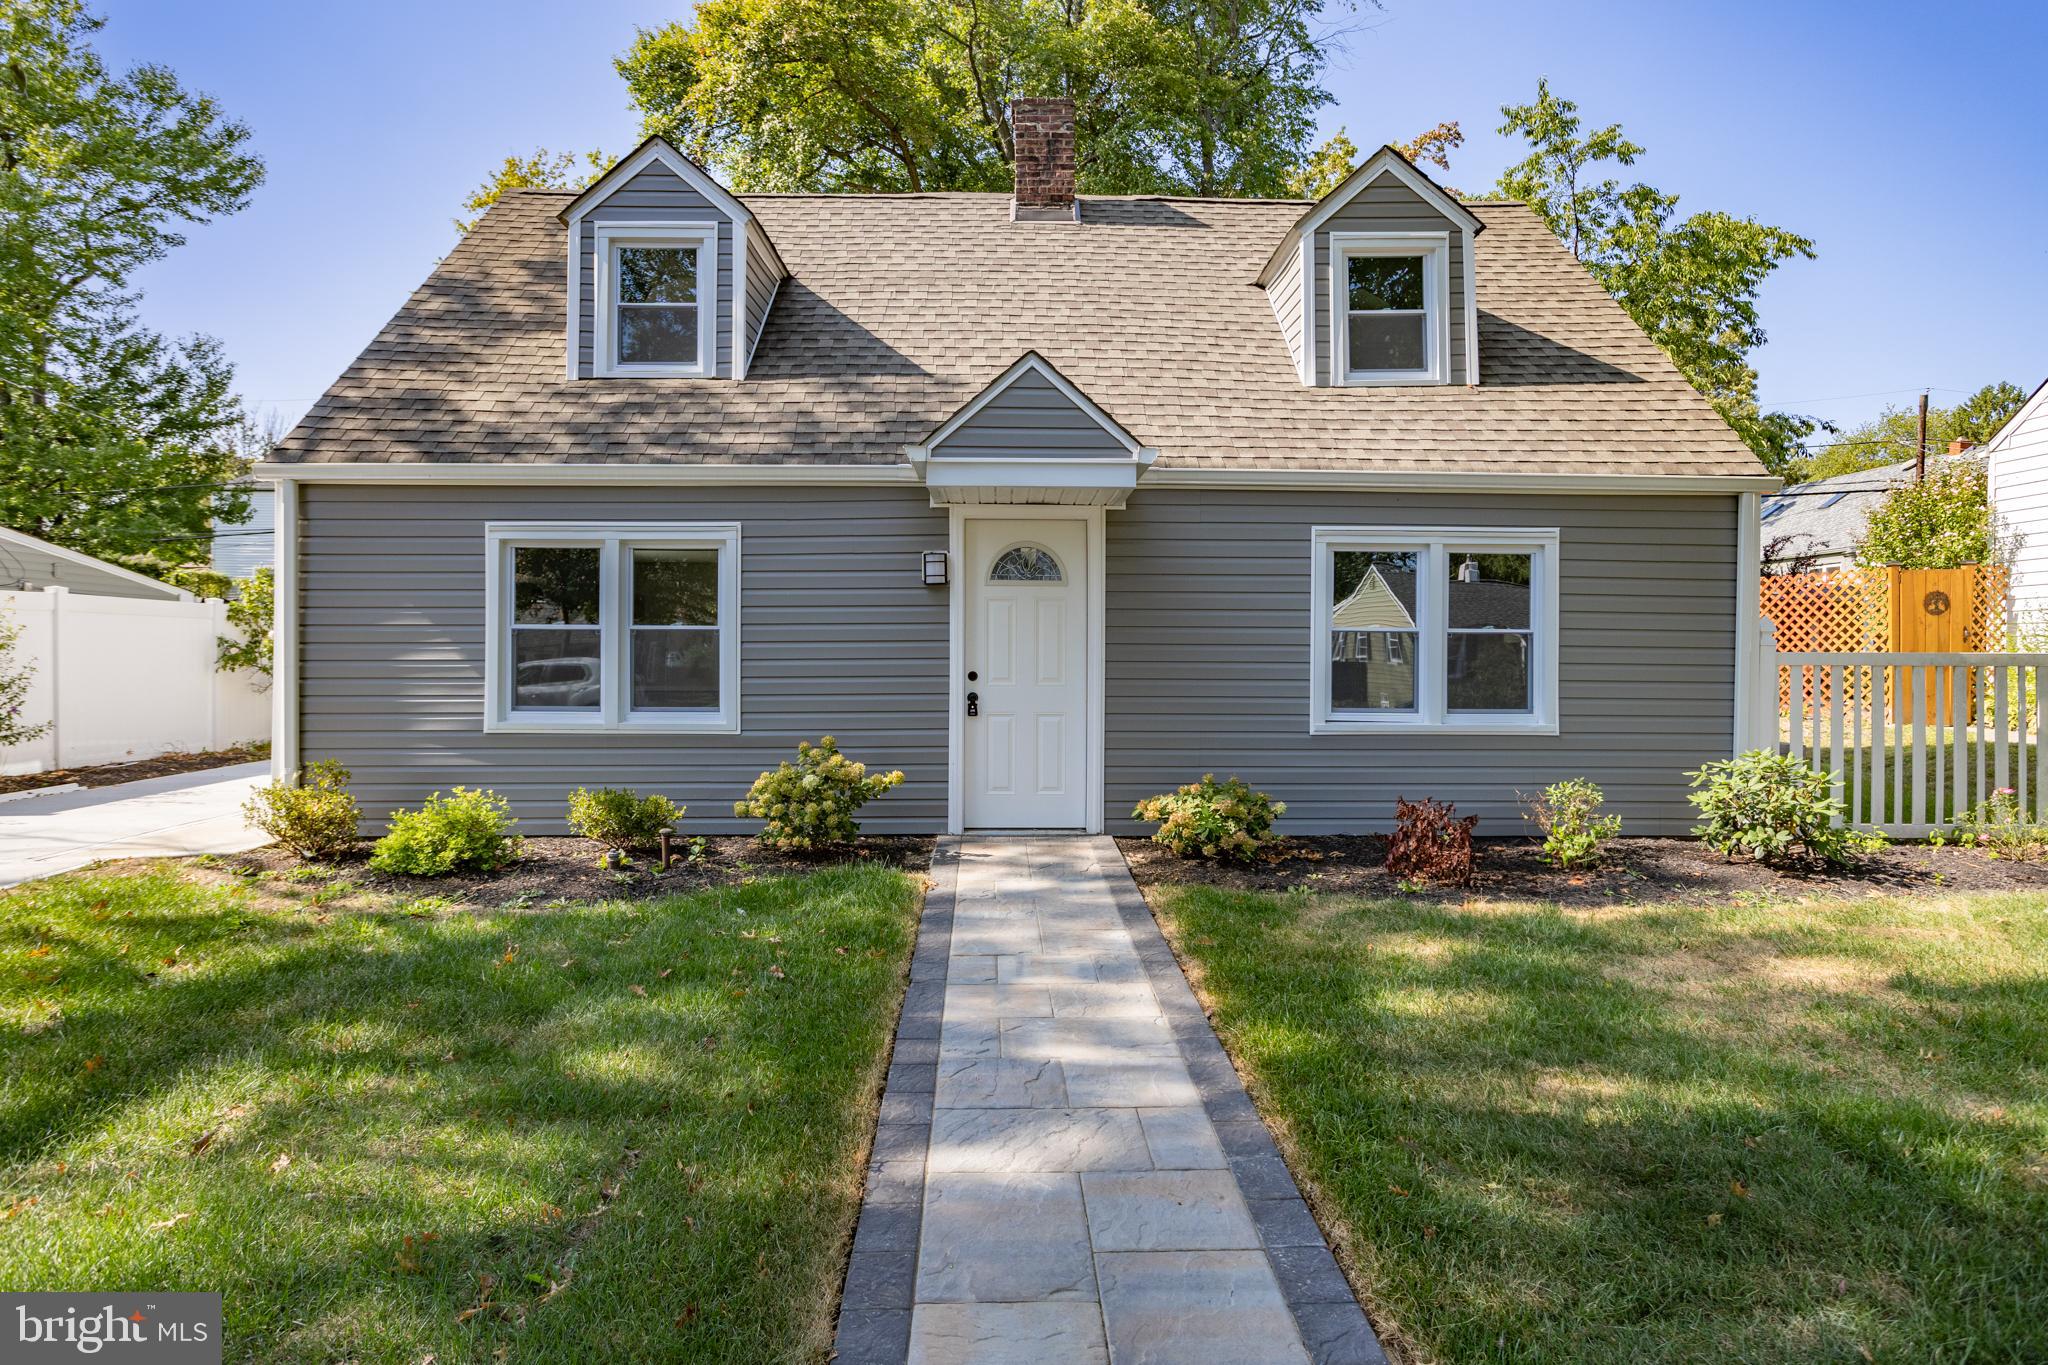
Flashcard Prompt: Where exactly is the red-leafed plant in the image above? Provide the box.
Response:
[1385,797,1478,886]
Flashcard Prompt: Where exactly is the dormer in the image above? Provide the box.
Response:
[1259,146,1483,388]
[558,137,786,381]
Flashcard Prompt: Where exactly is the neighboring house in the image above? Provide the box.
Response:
[252,99,1774,836]
[0,526,193,601]
[1757,460,1913,570]
[1984,377,2048,626]
[211,483,276,579]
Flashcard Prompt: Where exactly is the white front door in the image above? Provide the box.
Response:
[963,518,1089,829]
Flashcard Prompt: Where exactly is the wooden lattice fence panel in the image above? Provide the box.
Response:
[1761,568,1888,713]
[1763,564,2014,722]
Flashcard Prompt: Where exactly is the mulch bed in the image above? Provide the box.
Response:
[1115,834,2048,906]
[215,834,935,905]
[0,744,269,796]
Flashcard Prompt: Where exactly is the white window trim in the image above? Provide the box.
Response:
[1328,231,1451,387]
[592,221,719,378]
[484,521,741,734]
[1310,525,1559,735]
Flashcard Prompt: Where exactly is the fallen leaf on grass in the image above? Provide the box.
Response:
[1704,1212,1723,1227]
[1387,1184,1410,1198]
[83,1055,104,1074]
[674,1304,699,1328]
[1730,1179,1750,1199]
[395,1232,439,1274]
[270,1153,292,1174]
[2,1197,38,1220]
[767,965,785,980]
[27,944,50,958]
[149,1212,194,1232]
[188,1130,218,1157]
[658,968,673,979]
[629,984,648,997]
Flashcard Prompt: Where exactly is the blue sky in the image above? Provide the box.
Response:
[101,0,2048,440]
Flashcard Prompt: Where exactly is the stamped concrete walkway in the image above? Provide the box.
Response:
[836,836,1385,1365]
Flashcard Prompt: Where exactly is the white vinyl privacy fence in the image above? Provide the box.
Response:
[0,587,269,776]
[1760,637,2048,836]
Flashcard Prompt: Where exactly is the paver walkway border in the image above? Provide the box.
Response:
[833,835,1385,1364]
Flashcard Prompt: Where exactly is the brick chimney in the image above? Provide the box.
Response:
[1011,98,1076,221]
[1949,438,1975,454]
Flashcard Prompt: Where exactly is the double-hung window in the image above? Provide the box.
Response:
[1329,232,1450,385]
[486,523,740,732]
[1311,527,1557,733]
[593,222,718,377]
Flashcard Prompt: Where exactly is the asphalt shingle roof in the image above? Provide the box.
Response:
[272,189,1765,477]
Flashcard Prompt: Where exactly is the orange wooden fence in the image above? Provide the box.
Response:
[1761,564,2007,717]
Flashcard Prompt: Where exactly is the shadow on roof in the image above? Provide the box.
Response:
[1474,315,1646,387]
[746,281,930,381]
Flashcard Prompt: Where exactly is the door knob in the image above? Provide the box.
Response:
[966,691,979,717]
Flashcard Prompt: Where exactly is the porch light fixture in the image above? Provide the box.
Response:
[922,550,950,586]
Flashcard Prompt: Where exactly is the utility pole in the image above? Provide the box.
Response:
[1916,391,1929,481]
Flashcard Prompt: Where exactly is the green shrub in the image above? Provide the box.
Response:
[566,786,681,852]
[1524,778,1622,869]
[243,760,361,861]
[1131,774,1285,863]
[1950,788,2048,860]
[369,787,521,876]
[732,736,905,850]
[1686,750,1866,865]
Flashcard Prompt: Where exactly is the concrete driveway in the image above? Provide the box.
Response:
[0,762,270,889]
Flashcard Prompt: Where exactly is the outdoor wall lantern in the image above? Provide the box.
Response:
[922,551,950,586]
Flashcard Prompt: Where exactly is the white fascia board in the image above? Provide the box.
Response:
[253,461,919,485]
[923,352,1143,457]
[1144,467,1780,495]
[1983,375,2048,454]
[921,457,1143,493]
[567,138,754,228]
[1299,150,1484,239]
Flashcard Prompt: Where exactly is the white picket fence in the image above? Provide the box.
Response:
[0,587,270,776]
[1765,643,2048,836]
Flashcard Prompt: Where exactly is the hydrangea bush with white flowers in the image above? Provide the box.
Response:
[733,736,906,850]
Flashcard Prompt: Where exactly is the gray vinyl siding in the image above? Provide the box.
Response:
[1313,170,1468,386]
[742,218,782,367]
[296,484,948,834]
[931,370,1132,458]
[1104,490,1739,836]
[1266,247,1305,379]
[575,162,735,379]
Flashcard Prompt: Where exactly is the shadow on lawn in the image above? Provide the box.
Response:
[1174,889,2048,1363]
[0,866,916,1362]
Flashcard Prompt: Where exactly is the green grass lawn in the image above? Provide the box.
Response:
[0,860,923,1363]
[1148,883,2048,1363]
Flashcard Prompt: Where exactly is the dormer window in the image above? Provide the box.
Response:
[616,246,699,364]
[593,222,718,377]
[1331,232,1449,385]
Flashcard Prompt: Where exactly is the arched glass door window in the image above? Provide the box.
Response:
[988,545,1064,583]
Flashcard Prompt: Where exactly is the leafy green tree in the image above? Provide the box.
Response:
[1857,461,1992,569]
[0,0,263,562]
[456,148,606,233]
[1290,121,1463,199]
[217,566,274,683]
[1491,80,1816,478]
[614,0,1353,196]
[0,611,51,749]
[1797,382,2030,482]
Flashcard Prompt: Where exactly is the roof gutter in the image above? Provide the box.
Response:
[1142,468,1781,496]
[251,461,919,486]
